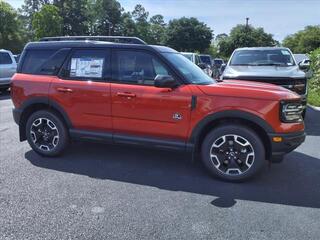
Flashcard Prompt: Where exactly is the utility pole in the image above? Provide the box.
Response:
[246,17,249,27]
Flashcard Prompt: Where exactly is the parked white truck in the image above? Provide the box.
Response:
[0,49,17,91]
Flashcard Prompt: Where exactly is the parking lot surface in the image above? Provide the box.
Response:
[1,91,320,240]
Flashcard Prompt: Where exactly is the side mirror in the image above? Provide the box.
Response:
[197,63,207,69]
[220,65,226,73]
[154,75,178,89]
[298,59,310,71]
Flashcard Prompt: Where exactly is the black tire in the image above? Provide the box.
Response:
[26,110,69,157]
[201,124,266,182]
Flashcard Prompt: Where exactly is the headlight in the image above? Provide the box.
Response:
[280,100,304,123]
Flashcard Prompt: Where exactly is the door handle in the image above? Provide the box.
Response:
[57,87,73,93]
[116,92,136,98]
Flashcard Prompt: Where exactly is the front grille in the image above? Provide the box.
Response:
[224,76,307,95]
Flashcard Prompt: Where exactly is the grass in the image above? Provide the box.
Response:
[308,88,320,107]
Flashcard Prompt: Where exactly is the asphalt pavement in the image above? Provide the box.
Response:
[0,90,320,240]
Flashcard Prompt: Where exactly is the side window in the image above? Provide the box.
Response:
[0,52,13,65]
[21,50,55,74]
[38,48,70,75]
[114,50,172,86]
[63,49,109,81]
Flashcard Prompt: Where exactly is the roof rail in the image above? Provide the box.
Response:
[39,36,147,45]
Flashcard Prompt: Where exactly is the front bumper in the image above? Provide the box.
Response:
[268,131,306,162]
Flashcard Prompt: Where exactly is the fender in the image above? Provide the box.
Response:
[16,97,73,141]
[189,110,275,144]
[19,96,72,128]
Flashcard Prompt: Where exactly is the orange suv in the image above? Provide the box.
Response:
[11,37,305,181]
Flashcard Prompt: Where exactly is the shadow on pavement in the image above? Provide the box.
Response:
[25,141,320,209]
[0,90,10,100]
[305,106,320,136]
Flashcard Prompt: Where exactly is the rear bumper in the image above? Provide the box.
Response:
[268,131,306,162]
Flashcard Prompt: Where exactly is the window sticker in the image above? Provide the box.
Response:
[70,57,104,78]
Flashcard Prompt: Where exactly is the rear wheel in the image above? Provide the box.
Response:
[26,110,69,157]
[201,124,266,182]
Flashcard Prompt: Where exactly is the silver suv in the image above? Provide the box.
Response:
[222,47,309,112]
[0,49,17,91]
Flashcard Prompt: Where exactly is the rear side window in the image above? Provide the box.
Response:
[0,52,13,64]
[21,50,56,74]
[61,49,110,81]
[39,49,70,75]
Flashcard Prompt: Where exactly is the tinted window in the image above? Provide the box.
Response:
[38,49,70,75]
[0,52,13,64]
[21,50,55,74]
[114,50,171,86]
[63,49,109,81]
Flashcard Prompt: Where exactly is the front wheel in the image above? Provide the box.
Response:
[201,124,266,182]
[26,110,69,157]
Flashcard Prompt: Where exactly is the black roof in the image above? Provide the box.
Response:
[24,40,177,54]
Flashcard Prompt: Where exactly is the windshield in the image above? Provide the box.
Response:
[200,56,211,65]
[230,49,295,66]
[163,53,215,85]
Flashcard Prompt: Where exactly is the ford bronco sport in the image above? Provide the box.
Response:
[11,37,305,181]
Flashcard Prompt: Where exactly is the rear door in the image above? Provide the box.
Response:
[50,48,112,132]
[111,49,192,141]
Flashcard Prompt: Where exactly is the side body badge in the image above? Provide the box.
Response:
[173,113,182,121]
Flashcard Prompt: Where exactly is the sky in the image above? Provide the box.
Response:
[8,0,320,41]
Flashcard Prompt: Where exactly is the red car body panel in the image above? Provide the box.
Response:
[11,73,304,144]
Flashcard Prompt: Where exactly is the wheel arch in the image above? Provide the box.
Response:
[190,110,274,160]
[18,97,72,141]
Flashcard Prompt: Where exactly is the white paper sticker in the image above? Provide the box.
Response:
[70,57,104,78]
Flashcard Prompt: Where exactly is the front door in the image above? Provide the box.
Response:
[50,48,112,132]
[111,49,192,141]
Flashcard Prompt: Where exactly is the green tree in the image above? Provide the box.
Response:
[32,4,63,39]
[89,0,122,35]
[20,0,51,17]
[53,0,89,35]
[132,4,151,43]
[218,24,277,58]
[283,25,320,53]
[0,1,24,52]
[165,17,213,52]
[149,14,166,44]
[119,11,137,36]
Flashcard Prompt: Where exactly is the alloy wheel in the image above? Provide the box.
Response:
[30,118,60,151]
[209,134,255,175]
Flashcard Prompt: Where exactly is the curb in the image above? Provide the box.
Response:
[308,104,320,111]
